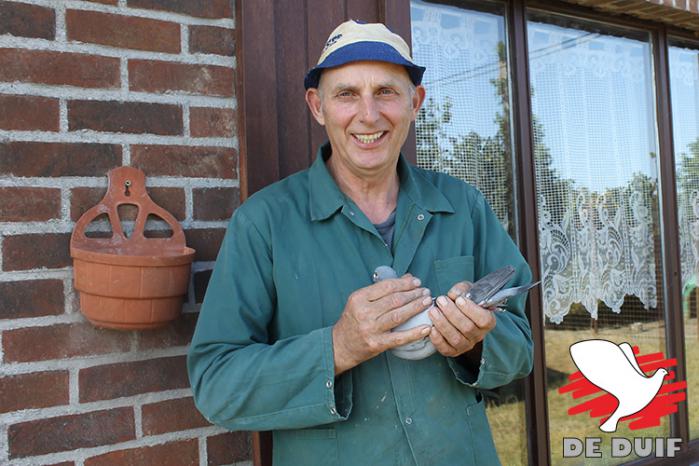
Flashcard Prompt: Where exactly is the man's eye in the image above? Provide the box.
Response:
[337,91,354,98]
[379,88,396,95]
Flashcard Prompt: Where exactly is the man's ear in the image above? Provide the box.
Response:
[305,88,325,126]
[411,85,426,120]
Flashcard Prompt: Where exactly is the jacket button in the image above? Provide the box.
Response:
[416,214,425,221]
[325,379,333,389]
[405,417,413,425]
[330,407,338,415]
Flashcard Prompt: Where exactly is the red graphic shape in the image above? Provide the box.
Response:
[558,345,687,431]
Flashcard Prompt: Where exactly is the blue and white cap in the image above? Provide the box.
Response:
[304,20,426,90]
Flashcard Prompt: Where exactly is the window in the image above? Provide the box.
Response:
[669,39,699,441]
[527,12,668,462]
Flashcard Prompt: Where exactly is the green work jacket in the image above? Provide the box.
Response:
[188,144,533,465]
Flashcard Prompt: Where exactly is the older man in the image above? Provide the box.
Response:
[188,20,533,465]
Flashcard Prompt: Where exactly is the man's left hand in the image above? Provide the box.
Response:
[428,281,496,357]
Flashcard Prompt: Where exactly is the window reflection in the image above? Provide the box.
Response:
[527,13,668,464]
[669,41,699,440]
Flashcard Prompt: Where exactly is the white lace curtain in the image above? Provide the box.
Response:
[670,46,699,292]
[528,21,659,323]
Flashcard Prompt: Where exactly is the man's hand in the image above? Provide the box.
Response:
[332,274,432,375]
[428,281,496,358]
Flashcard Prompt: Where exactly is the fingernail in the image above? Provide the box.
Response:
[421,326,431,336]
[456,296,466,306]
[422,296,432,306]
[412,278,421,286]
[429,309,438,319]
[437,296,447,306]
[422,288,431,296]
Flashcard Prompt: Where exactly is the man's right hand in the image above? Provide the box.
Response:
[331,274,433,375]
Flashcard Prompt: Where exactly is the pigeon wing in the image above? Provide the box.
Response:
[619,342,645,377]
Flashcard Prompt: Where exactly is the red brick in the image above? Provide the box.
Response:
[128,0,232,19]
[71,187,186,221]
[190,107,236,138]
[0,2,55,40]
[67,10,180,53]
[207,432,251,465]
[0,94,59,131]
[136,312,198,350]
[184,228,225,261]
[0,279,64,319]
[0,142,122,177]
[131,145,237,179]
[189,25,235,56]
[3,233,71,271]
[45,462,75,466]
[0,371,69,413]
[142,397,209,435]
[79,356,189,402]
[193,270,212,303]
[0,49,119,88]
[8,408,135,458]
[0,187,60,222]
[3,323,131,362]
[193,187,239,221]
[69,100,182,135]
[129,60,234,97]
[86,439,198,466]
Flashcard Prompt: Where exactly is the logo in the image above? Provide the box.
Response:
[558,339,687,459]
[323,33,342,51]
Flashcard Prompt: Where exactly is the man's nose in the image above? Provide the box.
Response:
[358,95,380,124]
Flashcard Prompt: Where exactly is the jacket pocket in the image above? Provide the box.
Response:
[434,255,475,296]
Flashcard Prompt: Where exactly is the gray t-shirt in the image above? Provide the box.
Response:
[373,209,397,250]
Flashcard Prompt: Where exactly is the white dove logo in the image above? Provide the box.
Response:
[569,339,668,433]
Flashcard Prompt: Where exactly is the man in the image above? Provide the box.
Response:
[188,20,533,465]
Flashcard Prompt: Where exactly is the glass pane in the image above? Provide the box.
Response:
[669,40,699,441]
[527,13,667,464]
[411,2,527,465]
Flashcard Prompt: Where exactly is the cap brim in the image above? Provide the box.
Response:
[304,41,425,89]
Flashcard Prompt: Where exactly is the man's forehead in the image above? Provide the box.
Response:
[318,61,412,89]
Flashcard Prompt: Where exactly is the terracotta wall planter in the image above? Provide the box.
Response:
[71,167,195,330]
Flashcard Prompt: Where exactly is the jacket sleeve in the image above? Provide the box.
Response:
[187,209,353,431]
[447,191,534,389]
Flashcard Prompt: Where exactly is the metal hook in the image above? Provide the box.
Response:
[124,180,132,196]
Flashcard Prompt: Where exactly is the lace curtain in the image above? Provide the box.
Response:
[527,20,660,323]
[411,1,515,235]
[669,45,699,291]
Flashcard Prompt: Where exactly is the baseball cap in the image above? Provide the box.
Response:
[304,20,426,90]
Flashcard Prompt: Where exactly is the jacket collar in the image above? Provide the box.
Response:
[309,142,454,222]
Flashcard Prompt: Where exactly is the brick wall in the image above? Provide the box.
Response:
[0,1,248,465]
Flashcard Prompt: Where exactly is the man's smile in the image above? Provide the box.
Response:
[352,131,387,145]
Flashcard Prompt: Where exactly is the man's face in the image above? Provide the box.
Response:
[305,61,425,179]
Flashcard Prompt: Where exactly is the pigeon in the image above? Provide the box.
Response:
[372,266,436,360]
[569,339,668,433]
